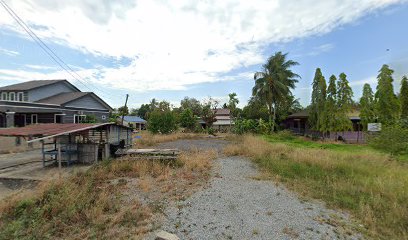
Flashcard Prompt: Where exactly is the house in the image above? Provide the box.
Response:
[0,80,112,128]
[120,116,147,130]
[213,108,234,132]
[283,110,364,143]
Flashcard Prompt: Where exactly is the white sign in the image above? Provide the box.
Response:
[368,123,381,132]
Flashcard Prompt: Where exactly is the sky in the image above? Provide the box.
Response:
[0,0,408,109]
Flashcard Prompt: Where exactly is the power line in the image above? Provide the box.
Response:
[0,0,117,101]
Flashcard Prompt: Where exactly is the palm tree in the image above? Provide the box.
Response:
[253,52,300,127]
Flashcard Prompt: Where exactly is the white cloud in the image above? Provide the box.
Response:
[350,75,377,86]
[0,0,405,91]
[0,47,19,56]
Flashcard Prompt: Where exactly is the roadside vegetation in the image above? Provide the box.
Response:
[0,148,218,239]
[224,133,408,239]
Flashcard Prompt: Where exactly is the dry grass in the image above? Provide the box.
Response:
[133,131,206,147]
[0,148,218,239]
[224,134,408,239]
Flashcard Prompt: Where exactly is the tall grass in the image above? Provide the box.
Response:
[0,148,218,239]
[134,131,206,147]
[224,134,408,239]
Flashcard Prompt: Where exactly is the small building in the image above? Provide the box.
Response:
[213,108,234,132]
[120,116,147,130]
[0,123,132,166]
[0,80,112,128]
[283,110,364,143]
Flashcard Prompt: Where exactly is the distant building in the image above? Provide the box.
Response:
[120,116,147,130]
[213,108,234,131]
[283,110,364,143]
[0,80,112,128]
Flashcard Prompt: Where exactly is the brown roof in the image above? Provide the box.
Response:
[36,92,90,105]
[214,108,230,115]
[287,109,361,120]
[287,110,309,118]
[0,80,77,91]
[0,123,110,137]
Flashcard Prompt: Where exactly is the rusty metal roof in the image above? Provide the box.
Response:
[0,123,111,137]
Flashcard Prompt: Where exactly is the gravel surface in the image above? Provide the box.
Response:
[154,139,362,240]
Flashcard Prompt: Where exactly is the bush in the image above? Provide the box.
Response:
[368,124,408,155]
[148,110,177,134]
[179,109,197,131]
[232,119,273,135]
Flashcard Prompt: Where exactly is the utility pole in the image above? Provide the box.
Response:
[121,94,129,125]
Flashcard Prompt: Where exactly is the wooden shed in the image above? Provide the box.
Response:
[0,123,132,167]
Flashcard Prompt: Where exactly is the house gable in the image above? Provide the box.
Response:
[28,80,80,102]
[64,94,111,111]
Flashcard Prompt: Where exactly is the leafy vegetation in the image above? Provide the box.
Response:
[368,123,408,156]
[224,134,408,239]
[375,65,400,125]
[252,52,300,128]
[148,109,177,134]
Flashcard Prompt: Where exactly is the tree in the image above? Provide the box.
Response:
[137,104,150,119]
[400,76,408,120]
[336,73,354,131]
[179,108,197,131]
[200,97,218,128]
[309,68,326,131]
[359,83,376,130]
[148,110,177,134]
[227,92,240,118]
[129,108,138,116]
[241,97,269,121]
[180,97,202,116]
[253,52,300,128]
[323,75,338,133]
[118,105,129,116]
[375,64,400,125]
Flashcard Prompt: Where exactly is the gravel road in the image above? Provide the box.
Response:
[155,139,362,240]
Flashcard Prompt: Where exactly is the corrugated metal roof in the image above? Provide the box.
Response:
[123,116,147,123]
[0,123,111,137]
[0,80,71,91]
[36,92,89,105]
[214,108,230,115]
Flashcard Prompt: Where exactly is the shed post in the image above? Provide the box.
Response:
[105,125,110,159]
[41,140,45,167]
[57,138,62,170]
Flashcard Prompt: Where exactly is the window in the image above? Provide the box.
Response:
[31,114,38,124]
[17,92,24,102]
[9,92,15,101]
[54,114,65,123]
[74,114,86,123]
[1,92,7,100]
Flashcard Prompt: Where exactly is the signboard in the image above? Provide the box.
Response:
[368,123,381,132]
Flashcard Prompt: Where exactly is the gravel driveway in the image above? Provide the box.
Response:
[155,139,362,240]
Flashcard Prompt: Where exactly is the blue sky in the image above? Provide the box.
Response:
[0,0,407,109]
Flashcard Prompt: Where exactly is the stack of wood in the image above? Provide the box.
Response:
[115,148,180,160]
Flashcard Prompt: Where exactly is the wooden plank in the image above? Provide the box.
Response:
[115,148,180,156]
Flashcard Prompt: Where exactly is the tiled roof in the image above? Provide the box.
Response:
[35,92,89,105]
[0,80,70,91]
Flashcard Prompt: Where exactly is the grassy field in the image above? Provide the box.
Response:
[0,148,218,239]
[224,133,408,239]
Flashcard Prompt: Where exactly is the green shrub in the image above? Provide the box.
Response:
[232,119,273,135]
[368,124,408,156]
[207,127,215,135]
[148,110,177,134]
[179,109,197,131]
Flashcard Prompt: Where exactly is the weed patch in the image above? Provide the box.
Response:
[225,134,408,239]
